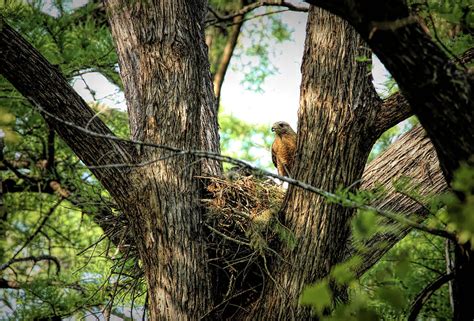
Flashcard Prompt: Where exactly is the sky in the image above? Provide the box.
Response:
[69,7,391,169]
[72,8,390,133]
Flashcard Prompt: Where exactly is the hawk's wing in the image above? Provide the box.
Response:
[271,142,278,168]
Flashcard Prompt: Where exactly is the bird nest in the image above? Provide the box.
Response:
[200,172,293,318]
[98,171,291,318]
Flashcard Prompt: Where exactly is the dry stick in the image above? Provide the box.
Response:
[204,223,251,247]
[37,106,457,242]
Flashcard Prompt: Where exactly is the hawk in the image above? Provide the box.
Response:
[271,121,297,177]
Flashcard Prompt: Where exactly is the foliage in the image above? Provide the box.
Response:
[219,113,273,169]
[232,10,293,92]
[300,214,452,320]
[442,164,474,245]
[368,117,419,162]
[1,0,120,87]
[299,172,469,320]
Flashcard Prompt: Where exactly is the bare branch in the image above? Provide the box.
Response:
[373,92,411,137]
[0,255,61,274]
[207,1,308,24]
[373,47,474,137]
[408,272,455,321]
[36,106,456,241]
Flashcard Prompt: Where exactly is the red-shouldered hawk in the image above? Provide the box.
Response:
[271,121,297,177]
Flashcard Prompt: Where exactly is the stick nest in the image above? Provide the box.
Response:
[201,172,293,318]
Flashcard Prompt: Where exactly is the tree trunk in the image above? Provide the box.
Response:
[451,245,474,321]
[104,1,220,319]
[246,8,381,319]
[305,0,474,183]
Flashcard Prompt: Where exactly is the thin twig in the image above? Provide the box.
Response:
[205,223,251,247]
[1,200,62,269]
[37,106,458,241]
[0,255,61,274]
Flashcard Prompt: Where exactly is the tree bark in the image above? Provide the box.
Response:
[451,244,474,321]
[104,1,220,319]
[304,0,474,182]
[246,8,381,319]
[353,124,447,276]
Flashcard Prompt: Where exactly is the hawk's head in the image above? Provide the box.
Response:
[271,121,295,136]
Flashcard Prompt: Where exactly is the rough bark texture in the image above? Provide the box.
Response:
[373,92,410,137]
[246,8,380,319]
[305,0,474,183]
[353,124,447,276]
[302,2,474,318]
[104,1,220,319]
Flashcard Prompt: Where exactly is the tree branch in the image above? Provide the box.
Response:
[207,1,308,24]
[353,124,448,276]
[213,11,244,108]
[0,19,133,200]
[0,255,61,274]
[305,0,474,182]
[3,200,62,267]
[408,272,455,321]
[373,47,474,137]
[373,92,411,137]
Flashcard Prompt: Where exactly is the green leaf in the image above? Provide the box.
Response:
[352,210,378,240]
[376,286,406,311]
[300,280,333,315]
[330,256,362,286]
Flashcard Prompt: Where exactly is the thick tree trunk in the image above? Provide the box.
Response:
[302,3,473,318]
[246,8,380,319]
[104,1,220,319]
[451,245,474,321]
